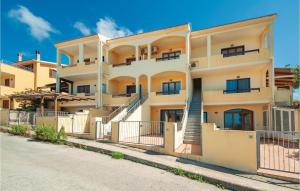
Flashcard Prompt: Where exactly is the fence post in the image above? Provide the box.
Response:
[138,121,141,144]
[256,131,260,170]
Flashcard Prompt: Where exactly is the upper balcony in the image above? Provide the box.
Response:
[57,41,103,78]
[203,87,272,105]
[190,23,272,72]
[108,36,187,79]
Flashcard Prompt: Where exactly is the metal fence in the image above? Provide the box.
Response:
[118,121,164,147]
[8,110,36,126]
[257,130,300,174]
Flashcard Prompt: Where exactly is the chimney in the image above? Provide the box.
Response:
[17,52,22,62]
[35,50,40,61]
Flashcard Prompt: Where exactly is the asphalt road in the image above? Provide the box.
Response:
[0,133,222,191]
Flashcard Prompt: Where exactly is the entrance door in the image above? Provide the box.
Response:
[139,84,142,98]
[224,109,253,130]
[193,78,202,91]
[160,109,184,133]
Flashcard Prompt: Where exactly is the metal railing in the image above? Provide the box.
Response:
[8,110,36,126]
[257,130,300,174]
[223,88,260,94]
[177,98,190,131]
[118,121,164,146]
[121,94,148,121]
[156,55,180,61]
[102,105,126,124]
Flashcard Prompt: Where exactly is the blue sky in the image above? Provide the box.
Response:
[1,0,299,98]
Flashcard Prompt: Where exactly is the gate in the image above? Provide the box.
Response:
[257,130,300,173]
[96,121,112,141]
[118,121,164,146]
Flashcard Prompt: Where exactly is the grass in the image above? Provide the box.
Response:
[169,168,225,189]
[111,151,124,159]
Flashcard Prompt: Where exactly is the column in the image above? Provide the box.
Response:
[79,43,84,64]
[97,41,103,108]
[136,77,140,98]
[55,49,61,93]
[207,35,211,68]
[105,47,109,64]
[135,46,139,61]
[185,33,191,99]
[147,44,151,60]
[148,76,151,97]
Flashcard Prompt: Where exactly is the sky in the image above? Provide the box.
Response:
[1,0,299,98]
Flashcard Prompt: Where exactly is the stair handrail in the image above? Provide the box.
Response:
[102,104,126,124]
[121,94,148,121]
[178,97,191,131]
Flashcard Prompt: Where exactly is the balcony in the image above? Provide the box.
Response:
[190,48,270,71]
[203,87,272,105]
[109,54,187,79]
[59,62,98,77]
[103,93,135,106]
[149,90,186,105]
[0,85,15,96]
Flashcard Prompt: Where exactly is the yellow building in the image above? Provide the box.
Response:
[0,51,57,109]
[53,14,284,142]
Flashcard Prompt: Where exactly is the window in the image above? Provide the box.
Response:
[225,78,250,93]
[77,85,90,94]
[221,45,245,57]
[102,84,107,93]
[126,85,136,95]
[4,79,10,86]
[2,100,9,108]
[224,109,253,130]
[49,69,57,78]
[203,112,208,123]
[161,50,181,60]
[162,81,181,95]
[160,109,183,123]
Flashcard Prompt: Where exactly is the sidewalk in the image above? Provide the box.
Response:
[66,136,299,191]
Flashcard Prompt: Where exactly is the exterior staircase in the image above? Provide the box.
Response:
[183,90,202,144]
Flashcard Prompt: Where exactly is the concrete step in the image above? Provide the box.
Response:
[183,139,201,144]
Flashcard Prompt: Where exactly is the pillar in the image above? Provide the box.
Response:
[148,75,151,97]
[79,43,84,64]
[185,32,191,99]
[56,49,61,93]
[135,46,139,61]
[105,48,109,64]
[207,35,211,68]
[147,44,151,60]
[97,41,103,108]
[136,77,140,98]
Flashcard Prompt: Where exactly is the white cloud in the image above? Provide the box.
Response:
[73,21,91,36]
[8,5,58,41]
[96,17,137,38]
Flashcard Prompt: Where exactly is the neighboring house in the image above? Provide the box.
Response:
[0,51,57,109]
[53,14,296,136]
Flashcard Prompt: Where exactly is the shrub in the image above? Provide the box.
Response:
[111,151,124,159]
[33,125,66,144]
[9,125,29,136]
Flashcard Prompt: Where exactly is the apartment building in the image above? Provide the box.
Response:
[54,14,283,139]
[0,51,57,109]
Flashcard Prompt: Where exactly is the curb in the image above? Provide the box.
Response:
[64,140,260,191]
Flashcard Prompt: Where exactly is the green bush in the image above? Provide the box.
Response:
[9,125,29,136]
[33,125,66,144]
[111,151,124,159]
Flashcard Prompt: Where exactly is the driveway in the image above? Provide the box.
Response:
[0,133,222,191]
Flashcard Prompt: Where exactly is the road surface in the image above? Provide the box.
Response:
[0,133,223,191]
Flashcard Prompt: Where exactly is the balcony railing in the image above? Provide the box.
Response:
[155,91,180,95]
[112,62,131,67]
[156,55,180,61]
[223,88,260,94]
[222,49,260,58]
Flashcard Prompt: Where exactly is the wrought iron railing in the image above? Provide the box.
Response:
[223,88,260,94]
[118,121,164,146]
[257,130,300,174]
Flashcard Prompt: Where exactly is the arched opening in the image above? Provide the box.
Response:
[151,71,186,95]
[224,109,254,131]
[109,45,136,67]
[108,76,136,97]
[151,36,185,61]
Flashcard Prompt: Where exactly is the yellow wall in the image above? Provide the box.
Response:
[202,123,257,173]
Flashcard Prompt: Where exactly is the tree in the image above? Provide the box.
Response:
[292,65,300,89]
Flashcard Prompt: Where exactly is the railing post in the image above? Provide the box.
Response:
[138,121,141,144]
